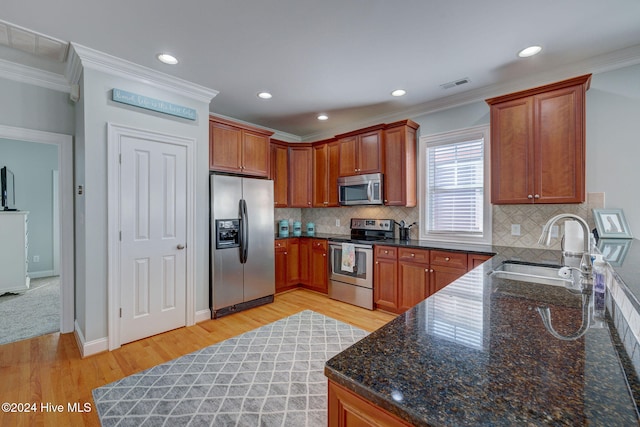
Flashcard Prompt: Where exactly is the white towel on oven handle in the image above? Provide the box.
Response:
[341,243,355,273]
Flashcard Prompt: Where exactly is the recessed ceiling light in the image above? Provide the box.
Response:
[257,92,272,99]
[518,45,542,58]
[157,53,178,65]
[317,114,329,121]
[391,89,406,97]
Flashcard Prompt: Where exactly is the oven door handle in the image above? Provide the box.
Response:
[329,242,374,250]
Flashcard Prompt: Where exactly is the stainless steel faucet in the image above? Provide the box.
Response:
[538,213,593,280]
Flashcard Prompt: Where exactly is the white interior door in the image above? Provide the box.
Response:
[119,134,187,344]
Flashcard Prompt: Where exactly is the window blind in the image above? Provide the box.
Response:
[427,138,484,234]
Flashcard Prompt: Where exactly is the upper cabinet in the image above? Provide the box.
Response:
[288,145,313,208]
[270,140,289,207]
[312,139,341,207]
[336,125,385,177]
[209,116,273,177]
[486,74,591,204]
[383,120,419,207]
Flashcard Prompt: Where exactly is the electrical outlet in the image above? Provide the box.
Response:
[33,255,40,263]
[336,219,340,227]
[551,225,559,238]
[511,224,521,236]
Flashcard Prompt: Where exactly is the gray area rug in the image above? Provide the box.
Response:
[92,310,368,426]
[0,276,60,345]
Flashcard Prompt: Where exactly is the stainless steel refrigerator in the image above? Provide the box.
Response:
[210,174,274,318]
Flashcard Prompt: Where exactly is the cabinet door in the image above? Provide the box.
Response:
[309,239,328,293]
[274,240,288,293]
[430,265,466,296]
[490,97,535,204]
[242,130,270,177]
[468,253,492,270]
[339,136,358,176]
[534,84,585,203]
[288,146,313,208]
[398,261,429,312]
[383,122,417,207]
[209,120,242,172]
[327,140,341,206]
[271,143,288,207]
[357,130,383,174]
[298,238,312,285]
[287,238,301,286]
[312,143,328,207]
[374,257,398,312]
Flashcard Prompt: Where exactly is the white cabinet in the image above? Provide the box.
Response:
[0,211,30,294]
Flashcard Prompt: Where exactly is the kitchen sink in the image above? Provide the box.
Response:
[490,261,575,287]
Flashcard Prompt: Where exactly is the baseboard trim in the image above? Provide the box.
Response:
[195,308,212,323]
[74,320,108,358]
[29,270,56,279]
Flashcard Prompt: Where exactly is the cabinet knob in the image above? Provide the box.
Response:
[527,194,533,199]
[308,201,311,205]
[324,201,328,205]
[534,194,540,199]
[284,252,287,255]
[430,269,434,273]
[445,257,450,261]
[376,261,379,265]
[384,250,388,254]
[411,253,415,257]
[323,253,326,257]
[384,199,388,203]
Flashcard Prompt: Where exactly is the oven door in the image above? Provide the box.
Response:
[329,242,373,288]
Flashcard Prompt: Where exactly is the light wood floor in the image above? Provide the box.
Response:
[0,289,396,427]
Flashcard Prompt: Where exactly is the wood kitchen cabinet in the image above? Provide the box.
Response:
[270,140,289,207]
[274,239,300,293]
[209,116,273,177]
[398,248,431,312]
[430,250,467,295]
[337,125,384,177]
[288,144,313,208]
[328,380,412,427]
[308,239,329,293]
[312,139,341,207]
[486,74,591,204]
[383,120,419,207]
[468,253,493,270]
[374,245,399,312]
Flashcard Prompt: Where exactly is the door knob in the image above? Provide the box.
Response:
[177,244,185,250]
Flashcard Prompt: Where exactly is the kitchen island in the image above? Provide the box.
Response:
[325,245,640,426]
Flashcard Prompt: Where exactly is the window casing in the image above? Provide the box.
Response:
[418,125,491,245]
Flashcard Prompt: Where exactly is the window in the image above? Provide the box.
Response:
[419,125,491,244]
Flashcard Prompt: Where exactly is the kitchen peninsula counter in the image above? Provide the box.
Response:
[325,245,640,426]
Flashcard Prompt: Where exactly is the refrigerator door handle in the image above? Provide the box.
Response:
[240,198,249,264]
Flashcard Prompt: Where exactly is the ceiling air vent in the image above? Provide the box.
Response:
[440,78,471,90]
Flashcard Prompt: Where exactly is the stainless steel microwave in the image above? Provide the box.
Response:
[338,173,383,205]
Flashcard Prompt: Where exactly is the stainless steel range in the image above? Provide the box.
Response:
[328,219,394,310]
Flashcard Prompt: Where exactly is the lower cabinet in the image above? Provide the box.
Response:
[374,245,492,314]
[274,237,328,294]
[328,380,412,427]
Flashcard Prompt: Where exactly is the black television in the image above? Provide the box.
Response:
[1,166,16,211]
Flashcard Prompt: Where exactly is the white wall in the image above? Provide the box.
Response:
[75,66,212,342]
[0,138,58,275]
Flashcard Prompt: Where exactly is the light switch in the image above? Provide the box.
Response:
[336,219,340,227]
[511,224,521,236]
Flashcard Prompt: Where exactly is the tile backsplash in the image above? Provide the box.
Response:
[275,192,605,247]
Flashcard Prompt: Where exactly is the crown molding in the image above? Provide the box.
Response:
[67,43,218,104]
[209,112,302,143]
[0,58,71,93]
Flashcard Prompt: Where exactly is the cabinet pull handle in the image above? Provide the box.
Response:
[425,268,429,272]
[527,194,533,199]
[430,269,434,273]
[323,253,326,257]
[384,250,388,254]
[445,257,450,261]
[411,253,415,257]
[534,194,540,199]
[284,252,287,255]
[376,261,379,264]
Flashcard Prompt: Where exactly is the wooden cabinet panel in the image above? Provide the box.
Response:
[288,145,313,208]
[374,254,398,312]
[398,247,429,264]
[312,143,328,207]
[299,238,312,285]
[270,141,288,207]
[430,250,468,270]
[309,239,328,293]
[327,140,341,206]
[383,120,418,207]
[287,238,300,286]
[431,265,466,296]
[209,116,273,177]
[468,253,493,270]
[375,245,398,260]
[328,380,412,427]
[337,126,383,176]
[275,240,288,293]
[398,260,430,312]
[275,239,300,293]
[486,74,590,204]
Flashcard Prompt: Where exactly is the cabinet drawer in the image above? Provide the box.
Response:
[430,250,467,269]
[375,245,397,260]
[275,240,287,249]
[398,248,429,264]
[312,239,327,250]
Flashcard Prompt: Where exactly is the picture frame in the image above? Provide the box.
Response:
[597,238,632,266]
[592,208,633,239]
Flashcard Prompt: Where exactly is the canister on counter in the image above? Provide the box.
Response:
[293,221,302,236]
[306,222,315,236]
[278,219,289,237]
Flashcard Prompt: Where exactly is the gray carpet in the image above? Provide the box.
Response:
[0,276,60,345]
[92,310,368,427]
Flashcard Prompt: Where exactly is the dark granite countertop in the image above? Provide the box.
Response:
[325,245,640,426]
